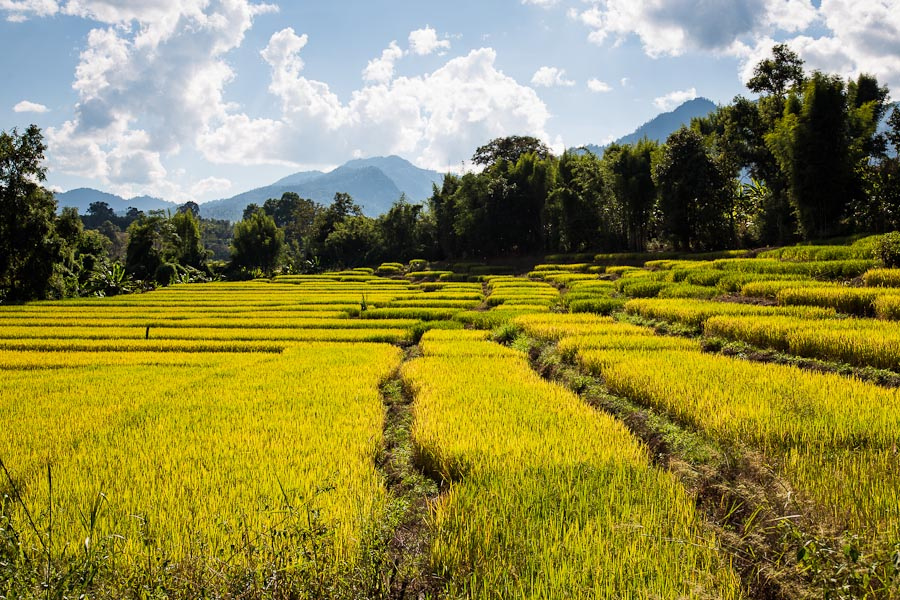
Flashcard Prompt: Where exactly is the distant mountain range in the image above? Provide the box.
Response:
[581,97,718,155]
[200,156,444,222]
[55,188,178,215]
[55,156,446,223]
[54,100,723,222]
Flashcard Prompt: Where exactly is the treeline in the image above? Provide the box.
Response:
[236,44,900,270]
[3,45,900,301]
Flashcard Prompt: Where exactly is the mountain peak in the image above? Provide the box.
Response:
[199,155,445,222]
[581,97,717,155]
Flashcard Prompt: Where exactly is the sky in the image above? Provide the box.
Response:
[1,0,899,204]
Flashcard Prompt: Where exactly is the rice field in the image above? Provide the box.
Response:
[4,249,900,598]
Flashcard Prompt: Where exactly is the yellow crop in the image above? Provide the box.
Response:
[402,331,742,598]
[575,337,900,544]
[705,314,900,370]
[2,344,402,590]
[625,298,836,327]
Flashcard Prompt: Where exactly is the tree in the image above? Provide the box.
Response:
[428,175,462,258]
[852,105,900,231]
[323,215,381,267]
[84,201,117,228]
[54,207,111,296]
[169,209,206,268]
[0,125,62,302]
[545,151,605,252]
[601,140,657,251]
[653,128,734,250]
[260,192,321,265]
[242,203,260,222]
[309,192,363,256]
[125,213,174,282]
[472,136,552,167]
[747,43,805,98]
[728,44,808,244]
[177,201,200,218]
[766,72,854,239]
[377,195,427,262]
[231,209,284,275]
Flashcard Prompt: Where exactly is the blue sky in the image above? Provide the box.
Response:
[1,0,898,203]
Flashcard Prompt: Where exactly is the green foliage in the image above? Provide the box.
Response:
[471,135,552,167]
[767,73,855,239]
[376,195,430,262]
[231,209,285,276]
[653,128,734,251]
[0,125,62,302]
[601,139,658,251]
[747,43,805,97]
[259,192,321,266]
[875,232,900,268]
[323,215,380,268]
[169,209,206,268]
[125,213,175,282]
[545,151,605,253]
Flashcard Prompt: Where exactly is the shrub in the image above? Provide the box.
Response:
[154,262,181,285]
[875,232,900,268]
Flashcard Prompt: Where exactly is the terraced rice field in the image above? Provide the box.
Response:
[4,252,900,598]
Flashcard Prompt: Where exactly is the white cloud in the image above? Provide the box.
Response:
[408,25,451,55]
[564,0,900,94]
[0,0,58,21]
[522,0,560,6]
[201,33,553,172]
[43,0,276,201]
[190,176,232,197]
[572,0,819,57]
[21,2,552,194]
[809,0,900,91]
[654,87,697,110]
[531,66,576,87]
[13,100,50,113]
[363,41,405,84]
[587,78,612,92]
[729,1,900,92]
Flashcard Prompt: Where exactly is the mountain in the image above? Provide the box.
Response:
[55,188,177,214]
[200,156,445,222]
[271,170,326,186]
[342,155,442,202]
[581,97,718,156]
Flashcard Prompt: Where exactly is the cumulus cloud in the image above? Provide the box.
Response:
[566,0,900,93]
[363,41,405,84]
[13,100,50,113]
[531,66,576,87]
[200,32,552,171]
[408,25,451,55]
[190,176,232,197]
[654,87,697,110]
[40,0,276,201]
[13,4,552,194]
[586,78,612,92]
[572,0,818,57]
[728,1,900,92]
[809,0,900,90]
[1,0,58,21]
